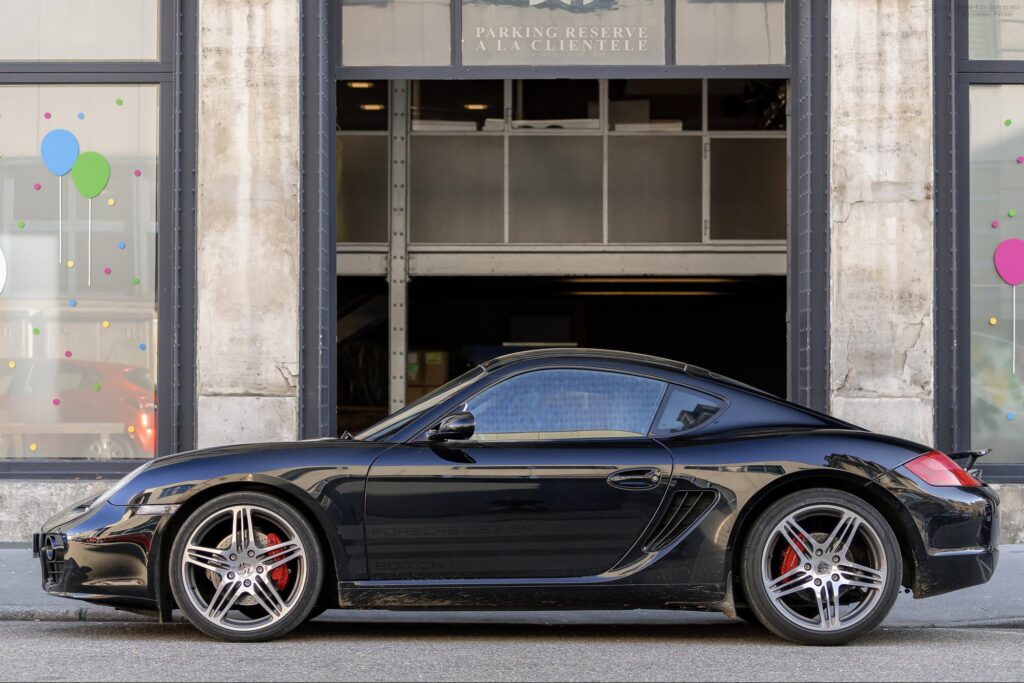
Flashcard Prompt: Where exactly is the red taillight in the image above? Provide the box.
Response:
[906,450,982,487]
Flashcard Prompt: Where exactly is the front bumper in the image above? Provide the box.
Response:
[33,498,167,610]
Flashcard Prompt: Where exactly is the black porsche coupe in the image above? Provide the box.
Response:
[34,349,999,645]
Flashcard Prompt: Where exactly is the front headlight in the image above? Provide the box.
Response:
[87,462,151,511]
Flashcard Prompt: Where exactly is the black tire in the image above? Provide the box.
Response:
[169,491,323,641]
[740,488,901,646]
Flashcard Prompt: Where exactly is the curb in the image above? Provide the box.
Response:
[0,607,165,623]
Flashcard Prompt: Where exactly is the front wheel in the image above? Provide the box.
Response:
[740,488,901,646]
[169,491,323,641]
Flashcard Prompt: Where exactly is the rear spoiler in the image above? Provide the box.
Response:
[948,449,991,475]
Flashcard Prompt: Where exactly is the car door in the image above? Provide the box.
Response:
[364,367,674,581]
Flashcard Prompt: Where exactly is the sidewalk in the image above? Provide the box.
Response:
[2,544,1022,627]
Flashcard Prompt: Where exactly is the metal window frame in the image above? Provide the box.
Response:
[935,0,1024,481]
[308,0,831,433]
[0,0,197,479]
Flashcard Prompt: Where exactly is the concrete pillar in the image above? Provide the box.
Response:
[829,0,935,444]
[196,0,302,447]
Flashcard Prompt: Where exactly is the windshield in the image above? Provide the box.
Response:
[355,365,486,442]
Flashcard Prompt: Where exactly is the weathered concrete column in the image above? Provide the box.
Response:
[196,0,301,447]
[829,0,935,443]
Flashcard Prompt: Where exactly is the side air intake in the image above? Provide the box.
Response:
[642,489,718,552]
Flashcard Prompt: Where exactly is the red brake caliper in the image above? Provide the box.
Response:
[264,532,290,591]
[779,534,808,575]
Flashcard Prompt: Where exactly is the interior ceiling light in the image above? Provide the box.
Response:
[360,104,385,111]
[464,103,489,111]
[347,82,374,89]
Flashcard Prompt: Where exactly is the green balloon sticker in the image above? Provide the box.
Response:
[71,151,111,199]
[16,221,24,229]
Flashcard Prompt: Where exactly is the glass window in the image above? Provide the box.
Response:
[968,84,1024,465]
[412,81,504,132]
[511,80,600,130]
[509,136,603,243]
[0,0,159,61]
[676,0,785,65]
[969,3,1024,60]
[652,385,721,435]
[462,0,665,66]
[608,79,702,132]
[710,138,786,240]
[337,136,389,242]
[608,137,702,242]
[466,369,667,440]
[411,136,504,243]
[341,0,451,66]
[338,81,389,131]
[0,84,159,459]
[708,80,787,131]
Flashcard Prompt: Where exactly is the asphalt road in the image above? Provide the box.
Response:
[1,619,1022,682]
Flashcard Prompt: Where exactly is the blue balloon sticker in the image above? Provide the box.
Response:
[118,241,126,250]
[40,129,80,177]
[139,343,146,351]
[68,299,76,307]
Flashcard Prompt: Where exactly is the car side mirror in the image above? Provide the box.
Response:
[429,411,475,441]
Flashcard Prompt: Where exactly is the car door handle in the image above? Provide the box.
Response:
[607,468,662,490]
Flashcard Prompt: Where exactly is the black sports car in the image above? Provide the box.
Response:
[34,349,999,645]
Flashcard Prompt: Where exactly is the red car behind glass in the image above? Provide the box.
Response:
[0,359,156,459]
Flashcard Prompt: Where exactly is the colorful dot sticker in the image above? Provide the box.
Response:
[77,112,84,120]
[43,112,51,120]
[7,361,15,369]
[92,383,101,392]
[993,220,1002,229]
[133,169,141,177]
[103,267,111,275]
[107,198,116,207]
[29,443,37,452]
[16,221,24,229]
[1007,119,1014,127]
[1018,156,1024,164]
[101,320,110,328]
[64,350,72,358]
[1010,412,1016,420]
[68,299,76,307]
[52,398,60,406]
[32,327,40,335]
[1010,209,1017,218]
[139,343,146,351]
[127,425,135,434]
[33,183,41,191]
[66,260,74,268]
[131,277,140,285]
[991,317,999,326]
[115,98,124,106]
[118,242,126,250]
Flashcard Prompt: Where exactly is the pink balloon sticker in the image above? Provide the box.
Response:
[33,183,41,191]
[1018,156,1024,164]
[995,238,1024,286]
[133,169,141,177]
[994,220,1002,228]
[43,112,51,120]
[64,350,71,358]
[103,267,111,275]
[52,398,60,406]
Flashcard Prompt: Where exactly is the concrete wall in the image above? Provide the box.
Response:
[829,0,935,444]
[195,0,302,448]
[0,481,109,542]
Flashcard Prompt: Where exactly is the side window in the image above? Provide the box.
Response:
[467,369,667,441]
[652,385,723,435]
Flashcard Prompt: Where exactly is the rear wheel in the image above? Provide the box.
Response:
[169,491,323,641]
[740,488,901,645]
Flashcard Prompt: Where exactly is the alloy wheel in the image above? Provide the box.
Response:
[179,504,308,632]
[759,504,887,632]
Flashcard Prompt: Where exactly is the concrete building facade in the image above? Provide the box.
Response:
[2,0,1023,544]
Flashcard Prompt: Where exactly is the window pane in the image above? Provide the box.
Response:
[511,80,600,130]
[608,137,702,243]
[337,135,388,243]
[652,386,721,435]
[0,0,159,61]
[969,85,1024,465]
[463,0,665,66]
[509,136,603,243]
[608,79,702,132]
[710,139,786,240]
[969,3,1024,60]
[341,0,450,66]
[708,80,787,131]
[676,0,785,65]
[338,80,389,131]
[0,85,159,460]
[412,81,504,132]
[467,369,666,440]
[410,136,504,243]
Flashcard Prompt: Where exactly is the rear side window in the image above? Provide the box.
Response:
[651,385,722,436]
